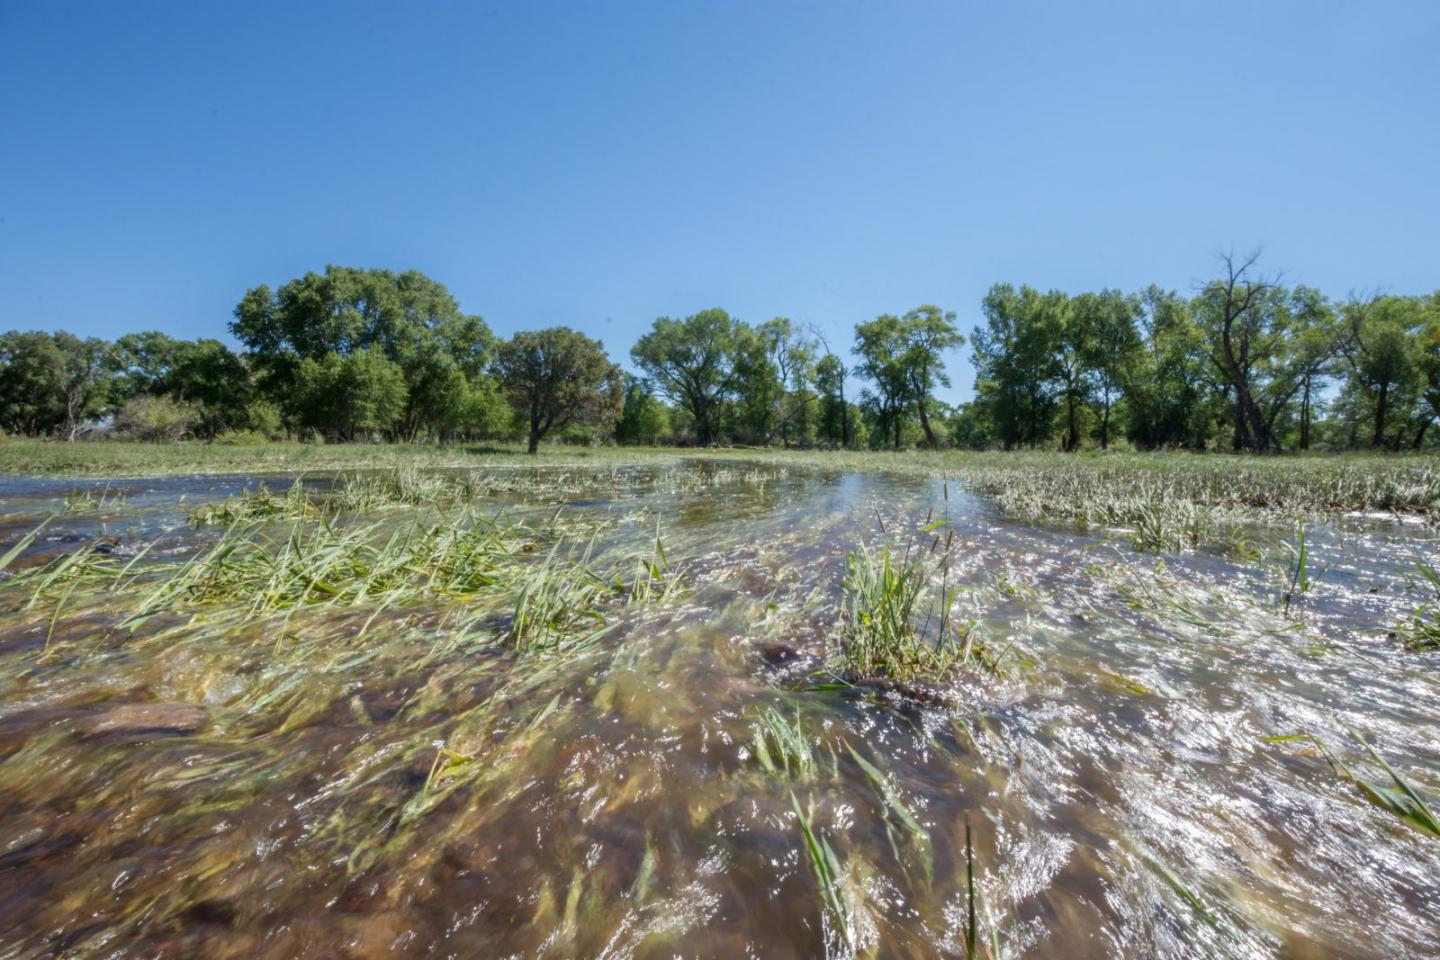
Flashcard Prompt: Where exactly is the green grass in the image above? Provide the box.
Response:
[1398,562,1440,651]
[837,542,992,684]
[750,706,818,781]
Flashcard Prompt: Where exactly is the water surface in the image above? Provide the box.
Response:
[0,462,1436,959]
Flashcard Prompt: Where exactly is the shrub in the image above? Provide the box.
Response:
[111,395,199,442]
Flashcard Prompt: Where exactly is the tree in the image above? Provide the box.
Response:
[615,376,672,445]
[1283,288,1342,450]
[630,309,740,446]
[53,333,116,441]
[1074,290,1140,450]
[728,324,781,444]
[1412,293,1440,449]
[813,329,852,448]
[1046,294,1087,451]
[757,317,817,447]
[898,306,964,449]
[231,266,497,439]
[495,327,623,454]
[971,285,1062,449]
[1194,252,1286,452]
[0,332,67,436]
[292,348,407,441]
[853,314,910,450]
[1124,287,1214,450]
[1342,294,1423,449]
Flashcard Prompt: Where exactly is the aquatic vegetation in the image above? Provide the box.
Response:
[846,741,931,882]
[63,486,126,512]
[790,790,856,951]
[750,705,818,781]
[838,543,978,684]
[1270,732,1440,840]
[0,458,1438,957]
[1397,562,1440,651]
[1349,745,1440,839]
[187,478,321,525]
[1280,518,1312,616]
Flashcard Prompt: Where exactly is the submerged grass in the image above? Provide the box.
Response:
[5,502,682,658]
[751,706,818,781]
[790,790,856,952]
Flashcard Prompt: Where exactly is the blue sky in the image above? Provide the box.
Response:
[2,0,1437,402]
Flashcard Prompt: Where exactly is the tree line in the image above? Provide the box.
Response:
[2,256,1437,452]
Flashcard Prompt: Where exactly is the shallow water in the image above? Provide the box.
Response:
[0,462,1437,959]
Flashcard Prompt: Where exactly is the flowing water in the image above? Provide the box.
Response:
[0,462,1437,959]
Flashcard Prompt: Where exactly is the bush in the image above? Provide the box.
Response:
[111,395,199,442]
[245,400,285,440]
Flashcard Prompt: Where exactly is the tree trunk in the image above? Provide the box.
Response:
[1371,382,1389,449]
[915,396,938,449]
[1299,377,1311,451]
[1064,394,1080,452]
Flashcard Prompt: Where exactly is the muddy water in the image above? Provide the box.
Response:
[0,463,1437,959]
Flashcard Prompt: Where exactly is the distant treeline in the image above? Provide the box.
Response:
[2,256,1437,452]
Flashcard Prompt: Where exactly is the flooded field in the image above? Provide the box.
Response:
[0,460,1437,959]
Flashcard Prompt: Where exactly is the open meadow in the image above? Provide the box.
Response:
[0,443,1437,958]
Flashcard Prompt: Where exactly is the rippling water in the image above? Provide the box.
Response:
[0,462,1436,959]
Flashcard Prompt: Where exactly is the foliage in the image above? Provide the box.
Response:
[110,394,200,442]
[630,308,740,446]
[496,327,624,453]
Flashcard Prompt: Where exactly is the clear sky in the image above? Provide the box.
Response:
[2,0,1437,402]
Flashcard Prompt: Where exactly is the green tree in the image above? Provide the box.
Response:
[1342,294,1423,449]
[1124,287,1215,449]
[898,306,964,449]
[853,314,910,450]
[1074,290,1141,450]
[757,317,817,447]
[495,327,623,454]
[51,333,117,441]
[231,266,495,438]
[1283,288,1342,450]
[1194,252,1292,452]
[292,347,407,441]
[615,376,672,445]
[813,334,852,448]
[728,324,781,444]
[0,332,66,435]
[630,309,741,446]
[971,285,1062,449]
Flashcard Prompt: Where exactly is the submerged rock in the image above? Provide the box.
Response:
[85,703,209,737]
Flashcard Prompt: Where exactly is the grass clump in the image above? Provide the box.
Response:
[188,479,321,526]
[1396,562,1440,651]
[838,543,980,684]
[63,486,126,512]
[750,706,817,781]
